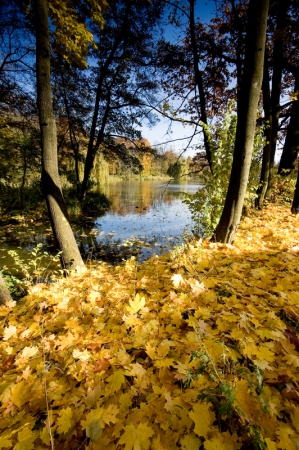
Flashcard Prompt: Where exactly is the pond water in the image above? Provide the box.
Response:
[0,179,200,266]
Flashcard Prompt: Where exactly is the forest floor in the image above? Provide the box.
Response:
[1,204,299,449]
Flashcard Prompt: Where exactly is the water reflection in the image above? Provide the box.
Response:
[99,179,198,216]
[82,180,199,262]
[0,180,200,264]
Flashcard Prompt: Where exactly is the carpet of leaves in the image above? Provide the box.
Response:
[1,205,299,449]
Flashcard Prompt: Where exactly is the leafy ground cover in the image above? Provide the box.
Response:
[1,205,299,449]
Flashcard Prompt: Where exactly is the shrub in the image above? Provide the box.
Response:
[184,104,264,238]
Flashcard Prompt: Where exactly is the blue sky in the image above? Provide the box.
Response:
[140,0,218,156]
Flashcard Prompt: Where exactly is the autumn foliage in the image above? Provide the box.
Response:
[1,205,299,449]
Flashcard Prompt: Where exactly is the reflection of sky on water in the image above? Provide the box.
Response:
[0,181,201,265]
[88,181,200,262]
[96,199,191,240]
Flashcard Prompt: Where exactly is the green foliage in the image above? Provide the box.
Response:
[81,191,111,215]
[5,243,63,295]
[0,115,42,216]
[166,160,188,179]
[64,185,111,218]
[0,179,45,216]
[184,104,264,237]
[0,270,22,300]
[198,382,236,417]
[248,426,268,450]
[271,170,297,205]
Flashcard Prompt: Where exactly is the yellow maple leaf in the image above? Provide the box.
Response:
[56,407,74,434]
[21,366,32,381]
[3,325,17,340]
[163,392,174,412]
[106,369,125,394]
[15,426,38,450]
[0,435,12,449]
[204,438,225,449]
[127,293,146,314]
[15,346,39,364]
[73,348,90,361]
[233,380,261,423]
[118,423,154,450]
[127,363,146,378]
[189,279,205,297]
[204,431,237,449]
[81,407,104,429]
[151,435,167,450]
[180,433,202,450]
[11,380,33,408]
[189,402,215,439]
[264,439,278,450]
[255,346,275,362]
[288,406,299,433]
[57,331,76,350]
[40,426,51,446]
[102,404,120,425]
[171,273,185,288]
[283,354,299,367]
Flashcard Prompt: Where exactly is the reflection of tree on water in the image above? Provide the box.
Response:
[98,180,191,216]
[1,180,198,265]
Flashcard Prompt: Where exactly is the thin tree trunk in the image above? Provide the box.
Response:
[34,0,84,270]
[189,0,212,170]
[278,74,299,174]
[256,52,272,209]
[264,0,288,196]
[230,0,244,109]
[291,169,299,214]
[60,69,81,187]
[80,9,129,201]
[21,146,27,206]
[215,0,269,243]
[80,92,112,200]
[0,272,13,305]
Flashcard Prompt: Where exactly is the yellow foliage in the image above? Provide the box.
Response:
[188,402,216,439]
[49,0,108,68]
[1,205,299,448]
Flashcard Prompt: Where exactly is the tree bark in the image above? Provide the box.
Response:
[189,0,212,170]
[215,0,269,243]
[264,0,289,197]
[230,0,244,109]
[34,0,84,270]
[0,272,13,305]
[291,168,299,214]
[278,74,299,174]
[255,52,272,209]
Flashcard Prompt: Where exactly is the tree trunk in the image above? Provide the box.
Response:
[264,0,288,196]
[80,93,111,201]
[34,0,84,270]
[0,272,13,305]
[189,0,212,170]
[79,9,129,201]
[230,0,244,109]
[215,0,269,243]
[256,52,272,209]
[278,74,299,174]
[291,168,299,214]
[60,69,81,187]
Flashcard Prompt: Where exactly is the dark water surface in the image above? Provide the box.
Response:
[1,180,199,265]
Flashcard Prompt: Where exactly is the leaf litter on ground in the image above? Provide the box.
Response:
[1,204,299,449]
